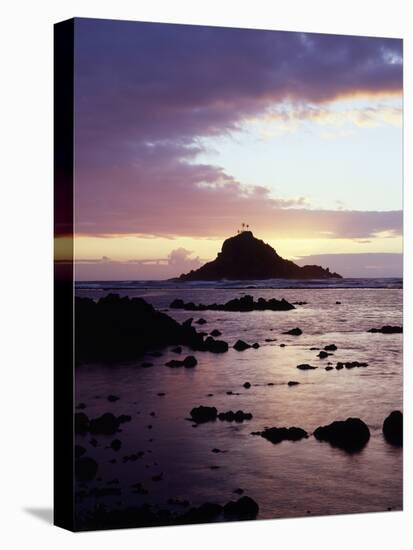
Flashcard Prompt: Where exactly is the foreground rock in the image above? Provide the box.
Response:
[223,496,259,520]
[314,418,370,452]
[297,364,317,370]
[257,426,308,444]
[218,410,253,422]
[175,230,341,281]
[170,294,294,312]
[190,406,218,423]
[75,412,131,435]
[382,411,403,446]
[165,355,198,368]
[75,457,98,482]
[75,294,230,362]
[368,326,402,334]
[283,327,302,336]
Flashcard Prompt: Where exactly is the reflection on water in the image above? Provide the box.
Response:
[75,288,402,521]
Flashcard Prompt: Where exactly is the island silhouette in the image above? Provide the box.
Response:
[177,231,342,281]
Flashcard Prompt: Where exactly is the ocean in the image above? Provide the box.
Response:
[74,278,403,523]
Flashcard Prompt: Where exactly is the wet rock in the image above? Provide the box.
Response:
[265,338,277,342]
[190,406,218,423]
[297,364,317,370]
[75,412,89,435]
[211,448,225,453]
[110,439,122,451]
[252,343,260,349]
[75,445,86,459]
[317,351,331,359]
[336,301,341,304]
[183,355,198,368]
[210,329,222,337]
[171,346,182,354]
[336,364,344,370]
[325,366,334,371]
[218,410,253,422]
[223,496,259,520]
[195,318,207,325]
[287,381,300,386]
[181,502,223,524]
[171,295,295,312]
[75,457,98,482]
[382,411,403,446]
[203,336,229,353]
[107,395,120,402]
[118,414,132,424]
[279,343,286,347]
[157,392,166,397]
[314,418,370,452]
[259,426,308,444]
[309,347,319,351]
[243,382,251,389]
[344,361,368,369]
[151,472,163,482]
[324,344,337,351]
[233,340,251,351]
[368,326,402,334]
[283,327,302,336]
[89,413,120,435]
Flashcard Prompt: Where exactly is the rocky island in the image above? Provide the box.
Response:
[176,231,341,281]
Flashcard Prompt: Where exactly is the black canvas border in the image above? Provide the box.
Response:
[54,18,75,532]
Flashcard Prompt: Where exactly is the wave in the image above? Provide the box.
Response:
[75,277,403,291]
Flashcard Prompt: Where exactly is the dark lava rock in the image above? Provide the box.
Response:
[151,472,163,482]
[317,351,331,359]
[196,318,207,325]
[211,448,225,453]
[259,426,308,444]
[183,355,198,368]
[157,392,166,397]
[283,327,302,336]
[165,359,184,368]
[336,301,341,304]
[218,410,253,422]
[233,340,251,351]
[265,338,277,342]
[382,411,403,446]
[324,344,337,351]
[75,412,89,435]
[336,364,344,370]
[223,496,259,520]
[203,336,229,353]
[75,294,217,362]
[190,406,218,423]
[287,381,300,386]
[243,382,251,389]
[297,364,317,370]
[75,457,98,482]
[314,418,370,452]
[368,326,402,334]
[176,231,340,282]
[75,445,86,459]
[325,366,334,371]
[107,394,120,402]
[280,343,286,347]
[181,502,223,524]
[171,294,295,312]
[210,329,222,337]
[171,346,182,354]
[309,347,319,351]
[110,439,122,451]
[89,413,120,435]
[118,414,132,424]
[252,343,260,349]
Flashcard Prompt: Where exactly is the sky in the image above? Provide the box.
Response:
[63,18,403,279]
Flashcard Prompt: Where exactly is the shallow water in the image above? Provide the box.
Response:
[75,287,403,522]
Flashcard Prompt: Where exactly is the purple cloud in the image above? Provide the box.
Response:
[72,18,402,240]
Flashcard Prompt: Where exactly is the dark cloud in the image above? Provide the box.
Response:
[73,18,402,239]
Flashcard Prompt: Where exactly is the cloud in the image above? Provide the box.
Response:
[71,19,402,241]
